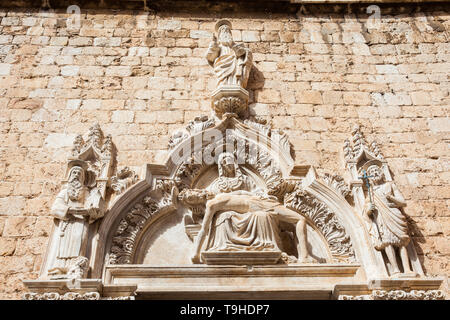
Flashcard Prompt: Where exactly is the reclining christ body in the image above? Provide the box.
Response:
[191,152,315,264]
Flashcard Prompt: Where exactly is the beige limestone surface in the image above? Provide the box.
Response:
[0,2,449,299]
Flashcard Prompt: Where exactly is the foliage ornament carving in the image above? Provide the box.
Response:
[320,173,351,199]
[22,292,135,300]
[111,167,139,195]
[284,188,356,262]
[108,180,178,264]
[339,290,445,300]
[23,292,101,300]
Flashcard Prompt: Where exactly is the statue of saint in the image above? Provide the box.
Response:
[362,161,417,276]
[48,160,105,279]
[206,20,252,89]
[191,152,315,264]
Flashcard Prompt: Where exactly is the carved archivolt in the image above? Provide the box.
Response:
[168,115,215,150]
[284,188,356,262]
[320,173,350,199]
[108,129,357,265]
[108,180,177,264]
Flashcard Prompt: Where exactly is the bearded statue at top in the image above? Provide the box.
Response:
[206,20,253,118]
[206,20,252,89]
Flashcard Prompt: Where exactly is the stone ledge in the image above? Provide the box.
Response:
[105,263,361,279]
[201,250,282,265]
[22,279,102,294]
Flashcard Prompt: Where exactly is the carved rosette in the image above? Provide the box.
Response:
[284,188,356,262]
[339,290,445,300]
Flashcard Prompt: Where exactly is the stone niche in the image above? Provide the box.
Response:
[22,19,445,300]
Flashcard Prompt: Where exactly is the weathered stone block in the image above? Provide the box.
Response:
[295,90,323,105]
[3,217,35,237]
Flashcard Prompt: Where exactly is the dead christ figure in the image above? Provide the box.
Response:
[191,152,315,264]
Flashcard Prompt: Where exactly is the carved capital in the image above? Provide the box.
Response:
[212,86,249,119]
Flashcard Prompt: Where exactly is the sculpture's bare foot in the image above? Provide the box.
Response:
[298,256,317,264]
[191,254,201,264]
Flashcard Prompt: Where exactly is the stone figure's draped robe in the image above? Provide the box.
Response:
[367,185,410,250]
[205,185,283,252]
[207,210,282,252]
[51,188,90,265]
[207,43,252,88]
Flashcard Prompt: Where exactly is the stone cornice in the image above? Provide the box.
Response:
[4,0,448,11]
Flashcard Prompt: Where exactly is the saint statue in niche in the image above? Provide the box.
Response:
[362,160,417,277]
[191,152,315,264]
[48,159,105,279]
[206,20,253,89]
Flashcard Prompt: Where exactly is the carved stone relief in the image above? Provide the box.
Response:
[23,292,101,300]
[23,19,442,300]
[284,188,356,262]
[339,290,445,300]
[43,124,139,280]
[110,167,139,195]
[108,180,178,265]
[343,125,422,277]
[22,292,135,300]
[206,20,252,118]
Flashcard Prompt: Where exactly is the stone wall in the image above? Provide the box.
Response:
[0,2,449,299]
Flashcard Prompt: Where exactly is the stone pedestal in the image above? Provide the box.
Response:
[211,85,249,118]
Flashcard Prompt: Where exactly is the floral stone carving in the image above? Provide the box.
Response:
[284,188,355,262]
